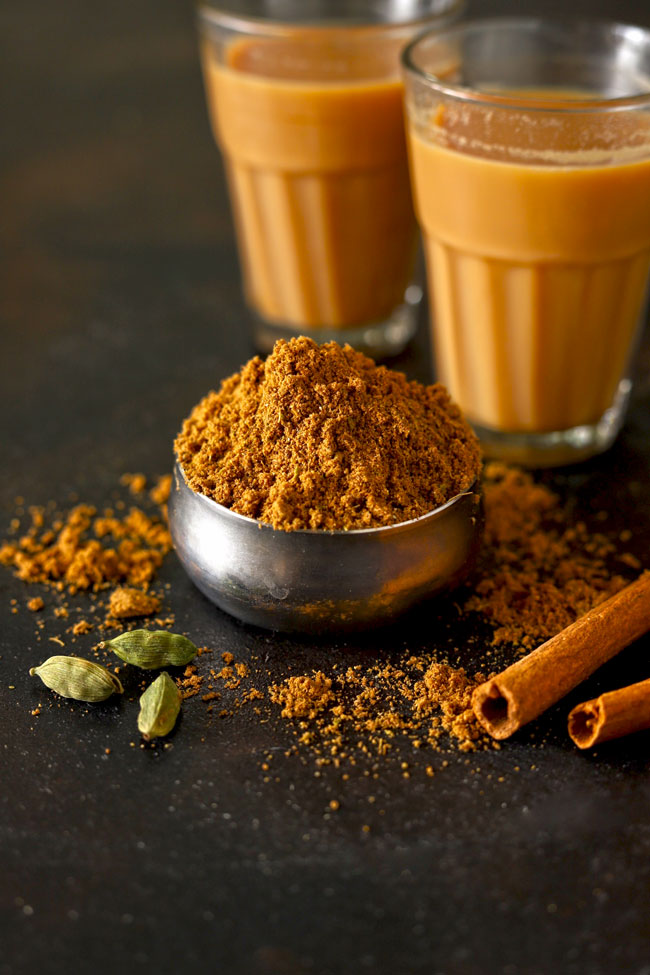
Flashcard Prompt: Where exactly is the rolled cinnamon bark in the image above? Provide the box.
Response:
[472,572,650,740]
[568,677,650,748]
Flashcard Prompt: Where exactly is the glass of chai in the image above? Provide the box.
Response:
[197,0,463,357]
[403,18,650,466]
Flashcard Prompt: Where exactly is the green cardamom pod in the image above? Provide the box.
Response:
[103,629,198,669]
[29,655,123,702]
[137,672,181,741]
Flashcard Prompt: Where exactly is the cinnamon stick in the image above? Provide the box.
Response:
[568,677,650,749]
[472,572,650,740]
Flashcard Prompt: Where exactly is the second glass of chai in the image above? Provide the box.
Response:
[197,0,463,357]
[403,18,650,466]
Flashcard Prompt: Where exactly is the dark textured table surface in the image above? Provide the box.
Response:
[2,1,650,973]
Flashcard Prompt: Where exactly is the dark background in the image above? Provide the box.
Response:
[2,1,650,973]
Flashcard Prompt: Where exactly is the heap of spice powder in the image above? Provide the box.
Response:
[464,463,634,650]
[174,337,481,531]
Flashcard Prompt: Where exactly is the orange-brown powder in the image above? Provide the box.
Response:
[0,501,172,594]
[269,672,334,720]
[108,586,161,620]
[149,474,172,508]
[72,620,94,636]
[267,657,492,759]
[174,337,481,531]
[120,472,147,495]
[466,463,630,649]
[415,663,486,748]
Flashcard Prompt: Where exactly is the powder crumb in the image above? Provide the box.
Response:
[120,473,147,495]
[269,672,334,720]
[108,587,161,620]
[150,474,172,507]
[414,663,487,750]
[27,597,44,612]
[154,616,176,628]
[619,552,642,569]
[178,668,204,700]
[72,620,94,636]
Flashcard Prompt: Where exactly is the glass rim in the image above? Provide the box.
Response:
[197,0,464,35]
[402,16,650,113]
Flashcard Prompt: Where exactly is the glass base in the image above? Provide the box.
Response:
[469,380,632,469]
[251,285,423,360]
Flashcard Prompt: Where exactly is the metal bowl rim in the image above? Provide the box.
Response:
[173,459,481,537]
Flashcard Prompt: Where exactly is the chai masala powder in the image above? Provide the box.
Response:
[175,336,481,531]
[465,462,633,650]
[0,475,173,636]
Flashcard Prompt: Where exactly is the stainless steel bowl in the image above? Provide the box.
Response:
[168,461,483,633]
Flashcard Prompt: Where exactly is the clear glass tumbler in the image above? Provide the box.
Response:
[403,18,650,466]
[197,0,463,357]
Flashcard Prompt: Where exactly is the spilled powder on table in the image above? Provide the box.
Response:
[465,463,633,650]
[0,473,174,642]
[3,462,644,771]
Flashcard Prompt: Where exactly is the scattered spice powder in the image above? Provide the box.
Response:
[415,662,486,747]
[465,463,630,649]
[175,337,481,531]
[269,672,334,720]
[3,458,642,775]
[108,587,161,620]
[177,664,204,700]
[267,658,491,759]
[0,499,171,594]
[1,475,173,647]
